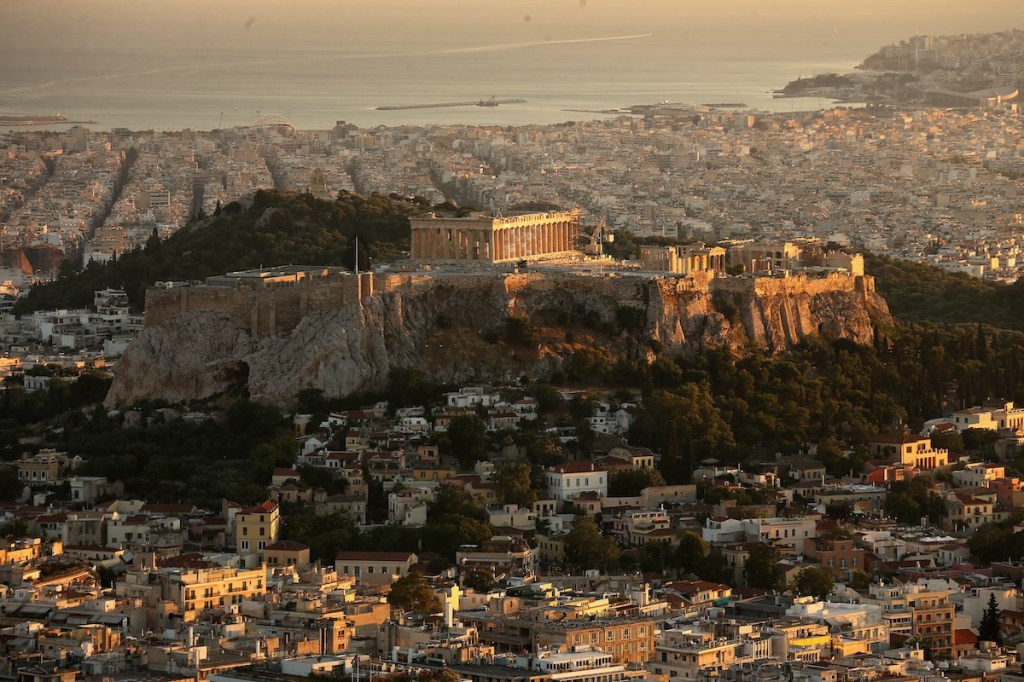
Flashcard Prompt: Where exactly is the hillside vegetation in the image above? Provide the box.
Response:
[10,200,1024,502]
[866,253,1024,330]
[15,190,420,314]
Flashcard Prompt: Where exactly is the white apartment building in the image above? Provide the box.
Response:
[544,461,607,503]
[742,516,818,550]
[703,516,816,549]
[444,385,501,409]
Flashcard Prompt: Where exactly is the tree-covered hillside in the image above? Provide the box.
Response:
[15,190,422,314]
[867,253,1024,330]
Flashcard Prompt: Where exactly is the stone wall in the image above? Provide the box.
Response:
[144,273,372,337]
[113,268,890,407]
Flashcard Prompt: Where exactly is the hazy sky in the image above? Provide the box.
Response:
[3,0,1024,128]
[5,0,1024,53]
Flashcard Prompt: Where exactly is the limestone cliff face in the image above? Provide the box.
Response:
[106,271,890,407]
[106,310,254,405]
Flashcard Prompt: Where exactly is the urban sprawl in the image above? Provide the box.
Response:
[6,29,1024,682]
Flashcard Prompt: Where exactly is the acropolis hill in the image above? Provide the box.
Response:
[106,236,890,407]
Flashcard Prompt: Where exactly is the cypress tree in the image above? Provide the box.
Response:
[979,592,1002,646]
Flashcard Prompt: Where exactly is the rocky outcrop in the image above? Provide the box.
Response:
[106,270,890,408]
[106,310,253,405]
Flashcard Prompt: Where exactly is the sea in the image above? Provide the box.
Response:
[0,7,1020,133]
[0,35,874,132]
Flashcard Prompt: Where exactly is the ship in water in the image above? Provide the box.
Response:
[376,97,526,111]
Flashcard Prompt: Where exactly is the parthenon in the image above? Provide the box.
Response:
[410,210,581,263]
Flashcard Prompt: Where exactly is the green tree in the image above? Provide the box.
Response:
[526,435,566,467]
[794,565,835,599]
[979,592,1002,645]
[608,467,666,497]
[639,541,674,575]
[695,548,731,583]
[429,484,487,521]
[387,368,438,409]
[248,436,297,483]
[0,467,24,501]
[745,543,782,590]
[629,387,735,484]
[962,428,1000,452]
[885,491,922,525]
[929,429,964,453]
[530,384,562,414]
[387,572,443,613]
[0,518,28,538]
[445,415,489,468]
[491,463,537,508]
[298,464,349,495]
[848,569,872,590]
[673,531,709,575]
[280,509,359,564]
[463,569,496,593]
[421,488,493,562]
[564,516,620,571]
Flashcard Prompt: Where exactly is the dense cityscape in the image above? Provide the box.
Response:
[6,19,1024,682]
[5,102,1024,289]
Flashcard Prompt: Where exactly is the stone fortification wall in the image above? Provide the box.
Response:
[709,271,868,298]
[707,272,882,350]
[144,273,372,338]
[111,268,889,407]
[142,270,878,343]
